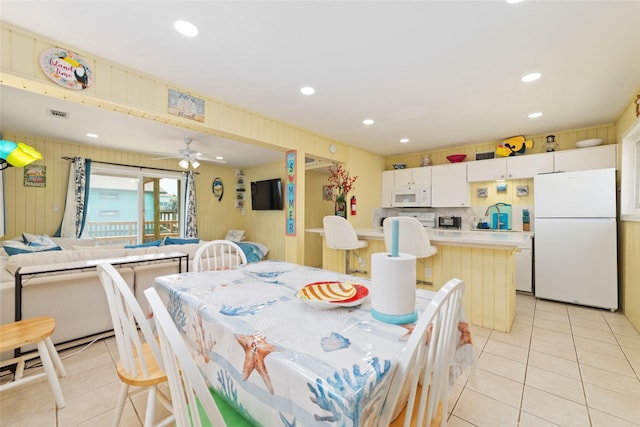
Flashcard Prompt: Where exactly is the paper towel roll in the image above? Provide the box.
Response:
[370,252,417,324]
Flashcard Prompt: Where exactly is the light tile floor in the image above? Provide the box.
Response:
[1,294,639,426]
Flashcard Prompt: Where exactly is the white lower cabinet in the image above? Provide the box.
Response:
[516,247,533,292]
[431,163,469,207]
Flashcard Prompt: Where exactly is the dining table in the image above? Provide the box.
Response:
[152,260,475,427]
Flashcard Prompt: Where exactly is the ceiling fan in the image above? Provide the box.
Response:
[154,138,226,169]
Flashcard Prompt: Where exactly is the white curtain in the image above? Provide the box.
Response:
[57,157,91,238]
[183,170,197,238]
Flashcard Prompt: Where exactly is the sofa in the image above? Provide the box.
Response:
[0,237,210,360]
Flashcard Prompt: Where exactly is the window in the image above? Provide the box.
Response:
[621,120,640,221]
[83,164,184,246]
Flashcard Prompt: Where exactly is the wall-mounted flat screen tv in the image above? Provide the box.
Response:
[250,178,283,210]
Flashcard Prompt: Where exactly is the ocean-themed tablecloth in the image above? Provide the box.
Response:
[152,261,475,427]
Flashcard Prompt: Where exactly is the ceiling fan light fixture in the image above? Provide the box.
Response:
[179,159,189,169]
[190,159,200,169]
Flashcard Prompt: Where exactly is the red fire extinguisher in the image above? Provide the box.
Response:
[350,195,357,216]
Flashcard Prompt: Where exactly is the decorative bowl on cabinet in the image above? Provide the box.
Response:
[446,154,467,163]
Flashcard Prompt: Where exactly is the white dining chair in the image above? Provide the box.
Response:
[144,287,253,427]
[383,216,438,284]
[96,263,174,427]
[322,215,368,274]
[378,278,465,427]
[193,240,248,272]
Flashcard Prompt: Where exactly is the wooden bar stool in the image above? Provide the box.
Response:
[0,316,67,408]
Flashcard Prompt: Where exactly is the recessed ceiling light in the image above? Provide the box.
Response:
[400,138,410,143]
[506,0,524,4]
[521,72,542,83]
[174,20,199,37]
[528,112,543,118]
[300,86,315,95]
[363,119,374,125]
[216,156,224,160]
[86,133,98,138]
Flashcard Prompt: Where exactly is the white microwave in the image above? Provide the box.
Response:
[391,185,431,207]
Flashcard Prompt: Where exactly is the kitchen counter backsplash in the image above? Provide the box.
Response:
[374,205,535,232]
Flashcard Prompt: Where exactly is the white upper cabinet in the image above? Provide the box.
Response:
[553,144,617,172]
[381,167,431,207]
[467,153,554,182]
[507,152,554,179]
[431,163,469,207]
[467,158,507,182]
[394,167,432,186]
[381,170,395,208]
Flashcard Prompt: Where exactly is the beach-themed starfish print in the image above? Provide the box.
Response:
[399,323,415,341]
[235,333,280,394]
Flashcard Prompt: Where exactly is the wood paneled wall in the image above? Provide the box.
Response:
[616,100,640,332]
[305,169,334,267]
[242,160,286,261]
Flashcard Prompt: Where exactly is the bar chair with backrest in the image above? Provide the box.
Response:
[383,216,438,284]
[322,215,368,274]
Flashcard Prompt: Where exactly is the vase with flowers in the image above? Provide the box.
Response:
[326,164,357,218]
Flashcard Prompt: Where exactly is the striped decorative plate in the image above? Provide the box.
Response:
[297,281,356,302]
[297,282,369,309]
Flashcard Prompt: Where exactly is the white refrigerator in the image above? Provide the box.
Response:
[533,168,618,310]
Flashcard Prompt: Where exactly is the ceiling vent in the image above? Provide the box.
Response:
[47,109,70,119]
[475,151,495,161]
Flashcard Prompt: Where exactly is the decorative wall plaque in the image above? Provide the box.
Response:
[40,48,93,90]
[168,89,205,122]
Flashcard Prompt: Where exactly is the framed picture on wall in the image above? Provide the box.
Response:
[24,165,46,187]
[323,185,333,201]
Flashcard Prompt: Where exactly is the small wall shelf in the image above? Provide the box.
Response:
[235,169,245,211]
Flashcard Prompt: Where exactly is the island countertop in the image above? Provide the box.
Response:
[307,227,532,249]
[306,226,522,332]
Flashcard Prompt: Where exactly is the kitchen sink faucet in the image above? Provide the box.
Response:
[485,203,502,229]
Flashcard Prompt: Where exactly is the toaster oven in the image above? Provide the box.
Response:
[438,216,461,229]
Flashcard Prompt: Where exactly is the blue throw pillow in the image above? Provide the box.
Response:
[163,237,200,245]
[22,233,56,246]
[124,239,162,249]
[236,242,266,263]
[4,242,62,256]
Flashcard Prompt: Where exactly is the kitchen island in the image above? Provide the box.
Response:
[306,227,532,333]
